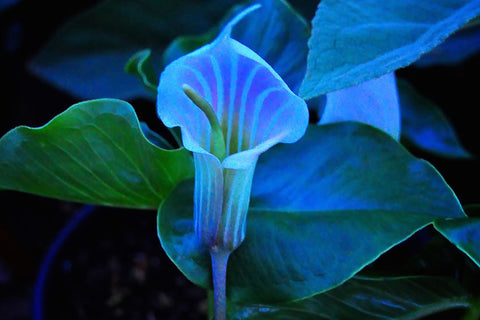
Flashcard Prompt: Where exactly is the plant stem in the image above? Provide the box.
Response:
[210,249,231,320]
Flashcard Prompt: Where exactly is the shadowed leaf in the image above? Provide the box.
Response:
[398,79,472,159]
[29,0,237,99]
[435,217,480,268]
[229,276,471,320]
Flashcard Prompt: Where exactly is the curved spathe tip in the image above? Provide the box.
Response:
[157,3,309,166]
[218,4,262,40]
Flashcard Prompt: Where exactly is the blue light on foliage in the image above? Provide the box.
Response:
[156,4,309,252]
[321,73,400,140]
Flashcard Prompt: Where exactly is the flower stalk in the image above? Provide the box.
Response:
[211,250,231,320]
[156,4,308,319]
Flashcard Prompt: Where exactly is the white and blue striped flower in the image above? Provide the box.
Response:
[157,5,308,253]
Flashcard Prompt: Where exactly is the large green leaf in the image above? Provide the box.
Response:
[398,79,472,159]
[435,217,480,268]
[229,276,472,320]
[299,0,480,99]
[29,0,237,99]
[158,123,465,303]
[0,99,193,209]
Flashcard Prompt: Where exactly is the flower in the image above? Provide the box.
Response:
[157,5,309,253]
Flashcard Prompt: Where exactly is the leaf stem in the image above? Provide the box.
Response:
[210,249,231,320]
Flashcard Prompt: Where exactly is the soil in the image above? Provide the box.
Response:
[40,207,207,320]
[1,191,208,320]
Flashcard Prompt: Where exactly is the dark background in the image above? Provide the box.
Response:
[0,0,479,319]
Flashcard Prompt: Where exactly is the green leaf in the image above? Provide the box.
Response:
[398,79,472,159]
[229,276,472,320]
[139,121,173,150]
[124,49,158,94]
[0,99,193,209]
[158,123,465,303]
[299,0,480,99]
[435,217,480,268]
[162,0,310,93]
[29,0,238,99]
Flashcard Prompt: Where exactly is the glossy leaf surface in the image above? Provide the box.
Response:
[320,73,400,140]
[162,0,310,94]
[300,0,480,98]
[398,79,471,158]
[158,123,465,303]
[250,123,462,216]
[435,217,480,267]
[29,0,237,99]
[0,99,193,208]
[229,276,471,320]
